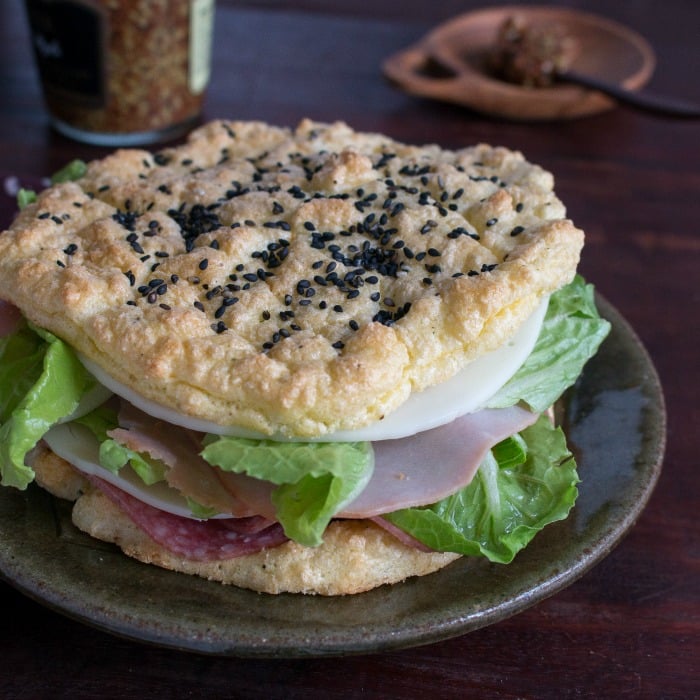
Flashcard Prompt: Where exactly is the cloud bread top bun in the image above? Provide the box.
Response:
[0,120,583,437]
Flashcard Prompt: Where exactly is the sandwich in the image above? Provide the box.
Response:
[0,119,610,595]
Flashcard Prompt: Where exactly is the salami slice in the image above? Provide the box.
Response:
[87,475,288,561]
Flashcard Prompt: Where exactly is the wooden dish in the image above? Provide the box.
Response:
[383,6,656,120]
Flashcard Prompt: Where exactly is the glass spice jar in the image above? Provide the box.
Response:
[24,0,215,146]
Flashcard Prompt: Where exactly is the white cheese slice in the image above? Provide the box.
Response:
[78,297,548,442]
[44,422,207,519]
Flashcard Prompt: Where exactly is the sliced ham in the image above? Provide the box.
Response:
[105,400,537,521]
[108,401,270,518]
[86,474,288,561]
[339,405,538,518]
[0,300,23,337]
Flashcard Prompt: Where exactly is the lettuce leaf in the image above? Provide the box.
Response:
[487,275,611,412]
[16,189,37,209]
[50,159,87,184]
[15,159,87,210]
[384,415,578,562]
[201,437,374,546]
[98,438,167,486]
[0,323,102,489]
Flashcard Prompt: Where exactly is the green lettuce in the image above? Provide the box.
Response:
[201,437,374,546]
[49,159,87,184]
[487,275,611,412]
[0,323,103,489]
[16,189,37,209]
[384,416,578,562]
[15,159,87,210]
[98,438,167,486]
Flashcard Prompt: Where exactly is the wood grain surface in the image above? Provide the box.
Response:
[0,1,698,697]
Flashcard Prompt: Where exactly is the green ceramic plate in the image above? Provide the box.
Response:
[0,296,666,657]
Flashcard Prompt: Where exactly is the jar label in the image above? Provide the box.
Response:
[189,0,215,95]
[25,0,105,106]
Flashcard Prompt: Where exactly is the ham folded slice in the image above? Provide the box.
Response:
[107,401,537,521]
[108,402,271,518]
[339,405,538,517]
[0,300,24,337]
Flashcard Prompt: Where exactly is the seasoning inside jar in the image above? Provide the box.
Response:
[489,16,577,88]
[25,0,215,146]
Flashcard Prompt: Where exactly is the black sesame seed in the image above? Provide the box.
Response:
[349,320,359,331]
[515,202,524,213]
[332,341,345,349]
[63,243,78,255]
[486,218,498,227]
[510,226,525,237]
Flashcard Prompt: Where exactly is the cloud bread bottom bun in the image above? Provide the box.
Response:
[32,445,460,596]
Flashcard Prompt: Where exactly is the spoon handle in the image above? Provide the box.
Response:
[560,70,700,118]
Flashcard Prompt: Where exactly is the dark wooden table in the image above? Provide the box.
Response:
[1,1,697,697]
